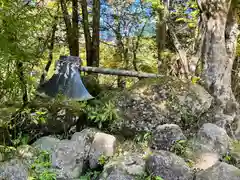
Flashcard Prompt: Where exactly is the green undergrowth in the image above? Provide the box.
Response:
[29,150,56,180]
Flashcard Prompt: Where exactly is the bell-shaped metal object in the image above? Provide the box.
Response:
[37,56,94,101]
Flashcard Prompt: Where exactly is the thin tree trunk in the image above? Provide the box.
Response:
[132,23,146,72]
[71,0,79,56]
[81,0,93,66]
[17,62,28,105]
[91,0,100,67]
[60,0,73,54]
[40,19,57,84]
[60,0,80,56]
[156,8,166,73]
[168,25,189,78]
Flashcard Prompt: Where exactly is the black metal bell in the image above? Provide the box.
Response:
[37,56,94,101]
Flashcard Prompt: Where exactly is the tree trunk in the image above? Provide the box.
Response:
[198,0,239,107]
[91,0,100,67]
[60,0,79,56]
[40,18,57,84]
[60,0,72,54]
[156,7,167,73]
[81,0,92,66]
[71,0,79,56]
[16,62,28,105]
[81,0,100,67]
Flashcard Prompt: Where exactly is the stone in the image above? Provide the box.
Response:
[145,150,193,180]
[101,152,145,178]
[51,168,73,180]
[231,116,240,140]
[193,152,219,170]
[16,145,38,166]
[229,141,240,169]
[32,136,60,153]
[193,123,230,155]
[109,78,213,136]
[71,128,99,159]
[99,168,135,180]
[177,83,213,115]
[51,128,98,178]
[51,139,86,178]
[88,132,117,169]
[150,124,186,150]
[214,113,234,129]
[0,159,28,180]
[195,162,240,180]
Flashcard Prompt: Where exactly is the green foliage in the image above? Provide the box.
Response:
[0,145,17,161]
[170,139,194,167]
[191,76,201,84]
[136,173,164,180]
[79,170,101,180]
[98,154,109,165]
[30,108,48,125]
[170,140,188,155]
[0,0,53,103]
[134,132,152,148]
[87,100,119,129]
[144,0,164,10]
[11,132,30,147]
[29,150,57,180]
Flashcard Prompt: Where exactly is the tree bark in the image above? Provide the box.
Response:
[16,62,28,105]
[80,0,92,66]
[40,18,58,84]
[71,0,79,56]
[79,66,164,78]
[60,0,79,56]
[91,0,100,67]
[168,25,189,78]
[81,0,100,67]
[156,6,167,73]
[198,0,239,106]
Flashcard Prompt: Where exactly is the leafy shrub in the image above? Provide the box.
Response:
[29,150,57,180]
[86,100,119,129]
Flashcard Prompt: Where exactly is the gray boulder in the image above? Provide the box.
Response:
[192,123,230,155]
[0,159,28,180]
[51,139,85,178]
[145,150,193,180]
[16,145,38,166]
[32,136,60,154]
[100,152,145,179]
[100,168,135,180]
[109,78,213,136]
[88,132,117,169]
[151,124,186,150]
[51,128,98,178]
[195,162,240,180]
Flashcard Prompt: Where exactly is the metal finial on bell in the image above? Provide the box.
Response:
[37,56,94,101]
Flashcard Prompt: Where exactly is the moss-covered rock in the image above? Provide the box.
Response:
[99,77,213,137]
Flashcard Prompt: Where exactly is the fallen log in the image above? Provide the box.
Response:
[54,55,163,78]
[79,66,163,78]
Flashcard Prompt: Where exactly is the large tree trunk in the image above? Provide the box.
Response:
[81,0,100,67]
[81,0,92,66]
[156,4,167,73]
[198,0,239,107]
[60,0,79,56]
[91,0,100,67]
[71,0,79,56]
